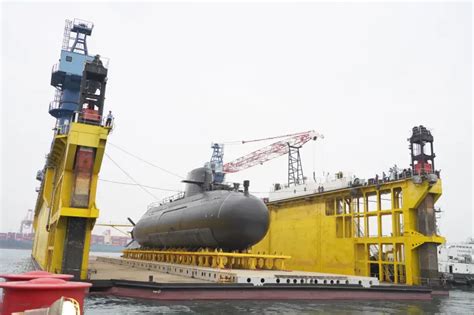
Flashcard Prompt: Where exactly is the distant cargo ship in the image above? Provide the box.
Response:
[0,238,33,250]
[0,232,34,249]
[0,232,129,252]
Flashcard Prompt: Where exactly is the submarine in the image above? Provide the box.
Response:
[132,167,270,251]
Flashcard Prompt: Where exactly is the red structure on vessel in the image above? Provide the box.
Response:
[0,277,91,315]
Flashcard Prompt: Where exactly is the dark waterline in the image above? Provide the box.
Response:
[2,248,474,314]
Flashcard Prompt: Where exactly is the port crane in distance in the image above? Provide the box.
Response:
[20,209,34,234]
[210,130,324,186]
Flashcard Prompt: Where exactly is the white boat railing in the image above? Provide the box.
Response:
[147,191,185,210]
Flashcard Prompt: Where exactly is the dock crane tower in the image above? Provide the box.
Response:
[32,19,111,280]
[210,130,323,186]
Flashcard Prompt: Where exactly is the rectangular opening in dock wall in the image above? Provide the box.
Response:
[367,215,378,237]
[395,244,405,263]
[336,198,343,215]
[381,244,394,262]
[355,216,365,237]
[370,262,380,279]
[344,197,351,214]
[393,188,403,209]
[381,214,393,237]
[366,193,377,212]
[352,197,363,213]
[397,264,407,284]
[394,212,404,236]
[368,244,379,261]
[380,191,392,210]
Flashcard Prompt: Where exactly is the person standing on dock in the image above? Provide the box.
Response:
[105,110,114,127]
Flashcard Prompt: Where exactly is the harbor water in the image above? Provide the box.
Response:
[1,248,474,314]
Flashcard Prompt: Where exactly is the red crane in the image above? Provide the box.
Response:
[214,130,324,186]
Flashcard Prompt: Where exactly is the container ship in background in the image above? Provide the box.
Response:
[3,210,129,252]
[1,210,36,249]
[0,233,35,250]
[26,18,451,301]
[1,230,129,253]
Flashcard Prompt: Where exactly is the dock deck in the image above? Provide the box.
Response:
[89,256,208,284]
[87,255,435,301]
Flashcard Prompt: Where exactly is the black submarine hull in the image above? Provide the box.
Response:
[134,190,269,250]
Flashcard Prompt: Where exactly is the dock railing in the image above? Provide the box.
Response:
[122,248,291,271]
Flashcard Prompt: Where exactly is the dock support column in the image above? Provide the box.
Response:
[416,194,439,285]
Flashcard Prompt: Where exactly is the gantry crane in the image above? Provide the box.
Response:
[20,209,34,234]
[210,130,324,186]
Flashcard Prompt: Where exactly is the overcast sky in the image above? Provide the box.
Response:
[1,2,472,242]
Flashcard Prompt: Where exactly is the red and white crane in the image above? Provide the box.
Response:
[211,130,324,186]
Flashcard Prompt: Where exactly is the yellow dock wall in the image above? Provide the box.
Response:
[32,123,109,279]
[252,178,445,285]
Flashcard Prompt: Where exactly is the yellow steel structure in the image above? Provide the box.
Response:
[122,248,291,271]
[32,122,109,279]
[252,178,445,285]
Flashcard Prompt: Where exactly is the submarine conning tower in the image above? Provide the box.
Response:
[183,167,213,197]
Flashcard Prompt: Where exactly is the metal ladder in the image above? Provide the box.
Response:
[61,20,73,50]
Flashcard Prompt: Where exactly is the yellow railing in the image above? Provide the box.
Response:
[122,248,291,271]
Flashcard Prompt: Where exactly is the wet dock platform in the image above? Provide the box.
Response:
[87,255,435,301]
[89,256,208,284]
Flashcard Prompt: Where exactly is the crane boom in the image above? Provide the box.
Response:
[223,130,323,173]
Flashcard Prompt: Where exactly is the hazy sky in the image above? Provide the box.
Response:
[1,2,472,242]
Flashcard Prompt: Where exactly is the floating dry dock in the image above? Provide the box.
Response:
[87,256,435,300]
[30,18,447,302]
